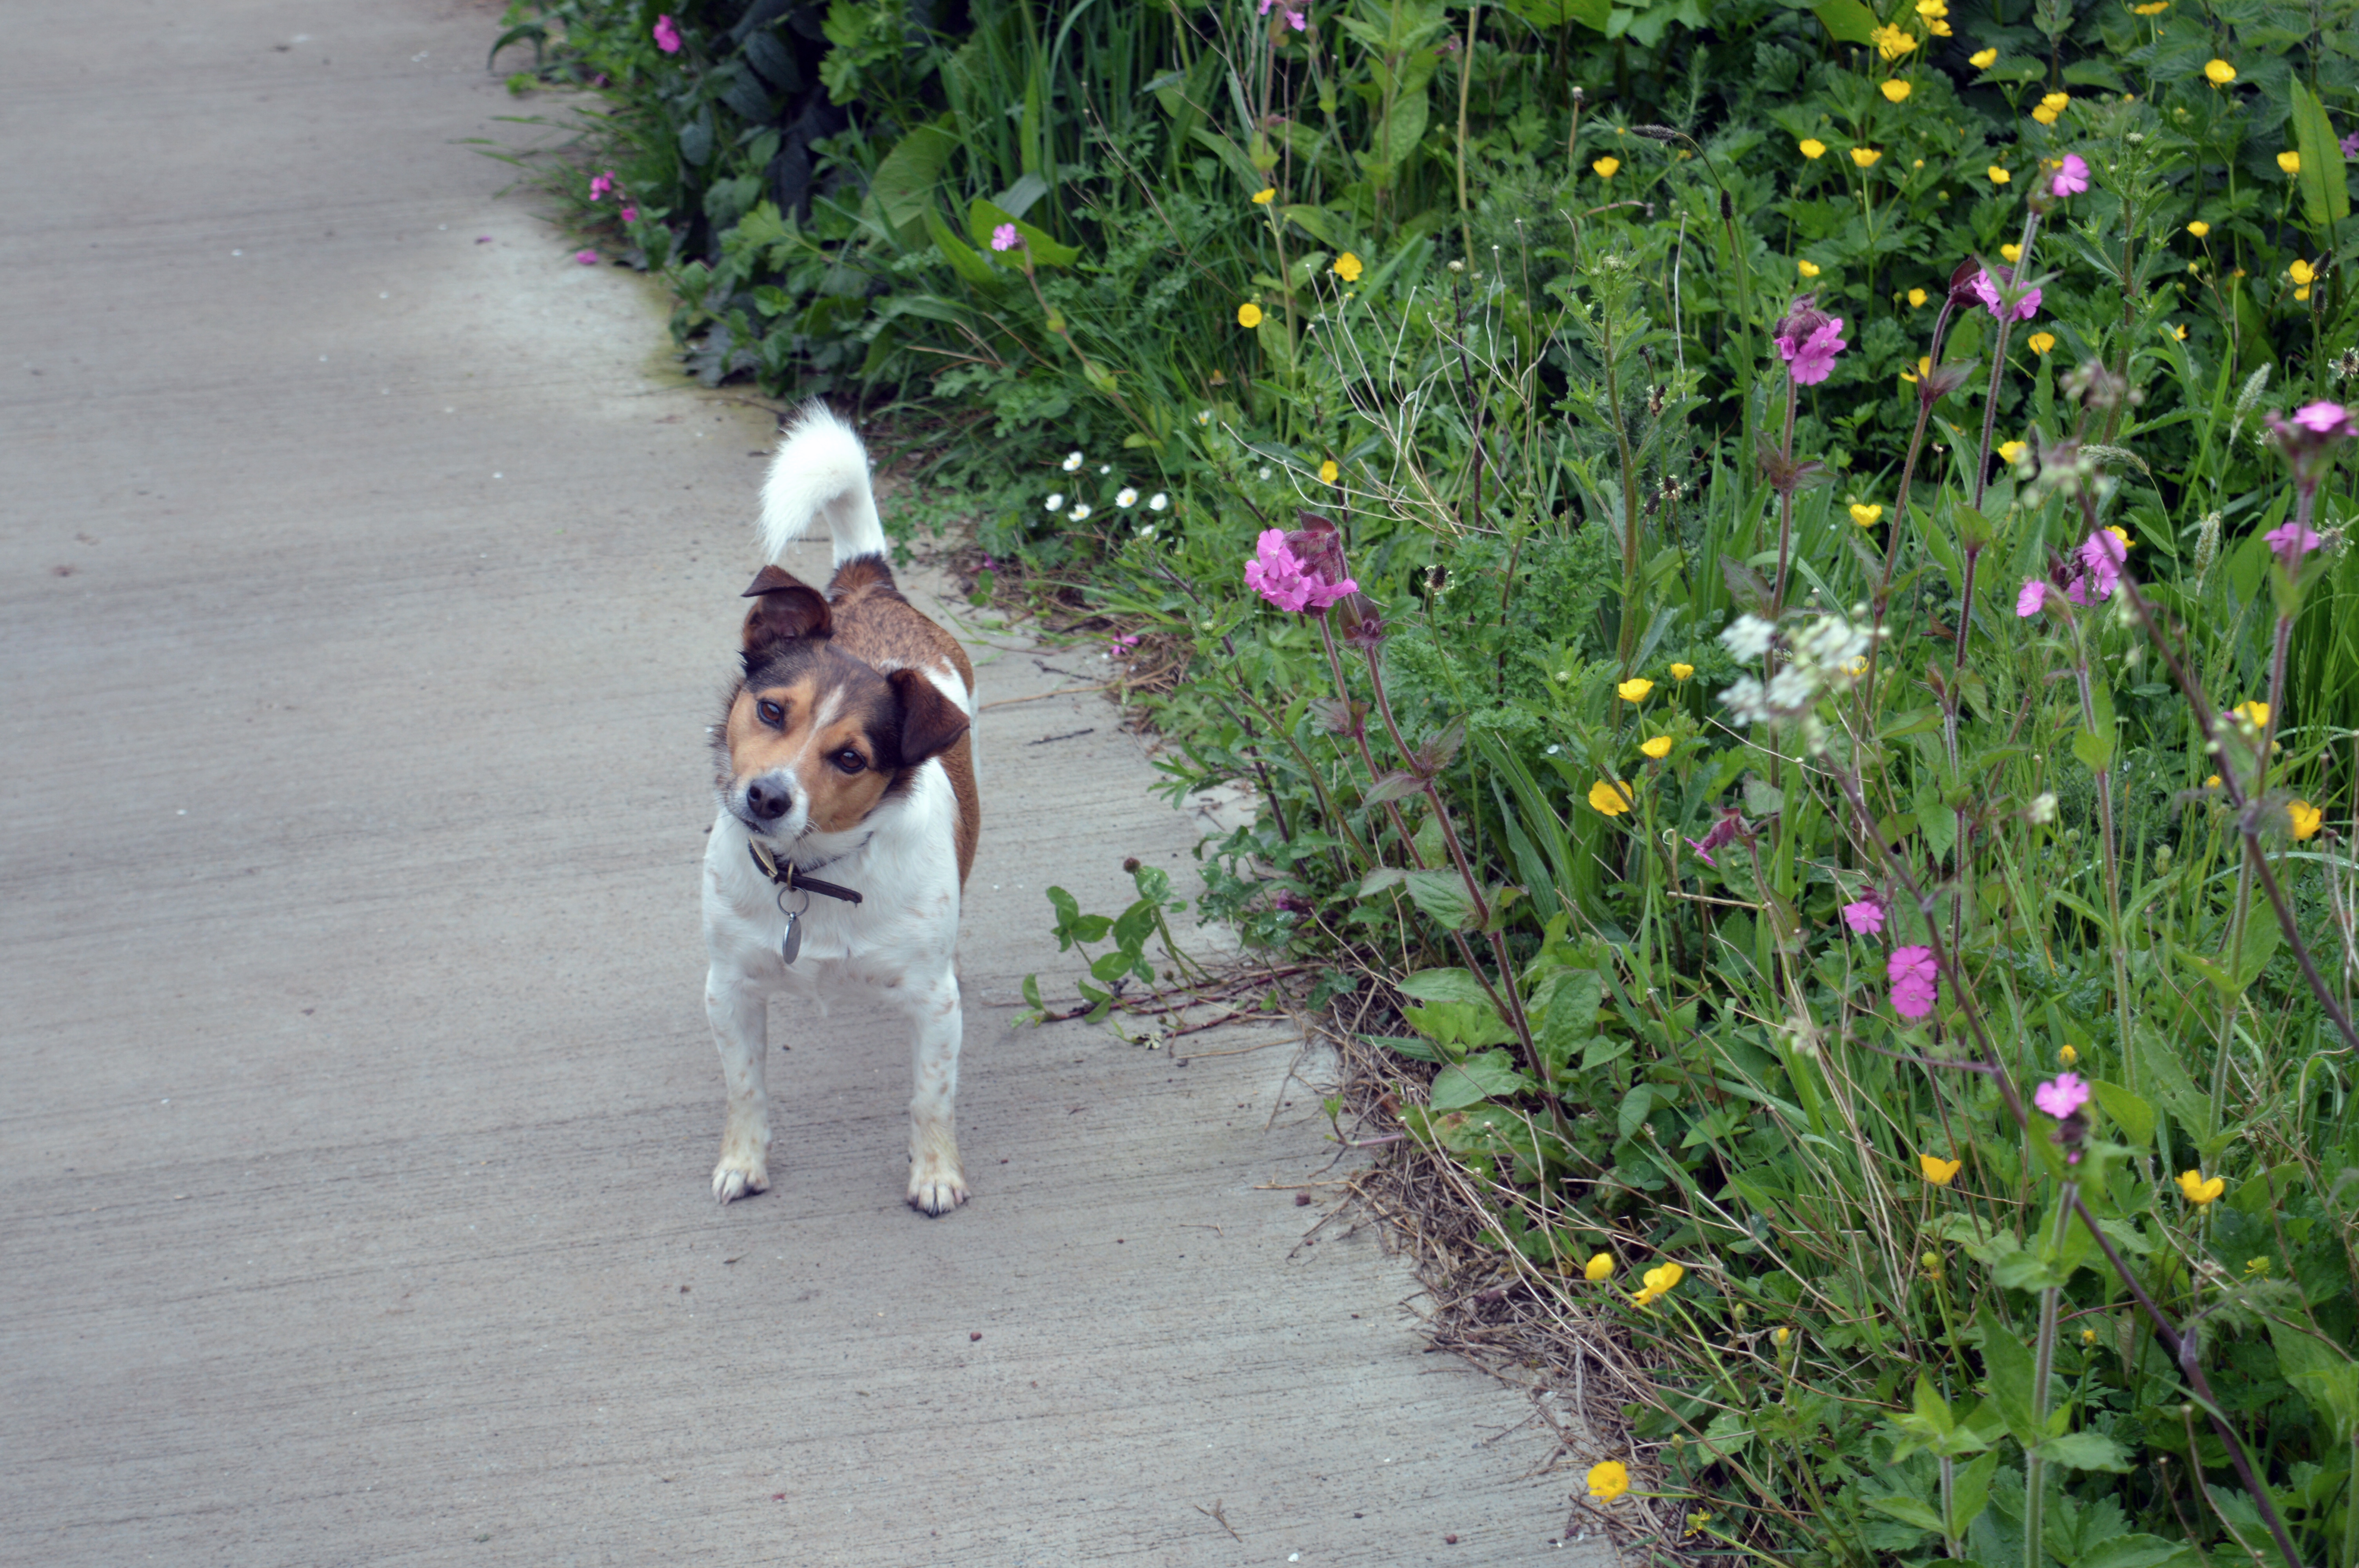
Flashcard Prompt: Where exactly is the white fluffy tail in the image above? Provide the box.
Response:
[757,403,887,567]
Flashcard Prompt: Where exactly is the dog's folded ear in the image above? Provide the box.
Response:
[741,565,831,657]
[887,668,971,768]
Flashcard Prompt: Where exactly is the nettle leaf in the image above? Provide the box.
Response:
[1402,869,1481,931]
[1398,968,1494,1006]
[1427,1049,1532,1111]
[2033,1431,2133,1473]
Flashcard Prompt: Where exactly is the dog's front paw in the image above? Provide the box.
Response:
[907,1156,968,1216]
[712,1150,770,1205]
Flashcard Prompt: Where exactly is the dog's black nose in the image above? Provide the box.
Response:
[746,777,794,820]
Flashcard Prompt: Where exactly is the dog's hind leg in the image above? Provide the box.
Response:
[707,967,772,1203]
[904,968,968,1215]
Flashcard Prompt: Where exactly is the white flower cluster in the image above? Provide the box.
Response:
[1717,612,1882,748]
[1043,452,1166,527]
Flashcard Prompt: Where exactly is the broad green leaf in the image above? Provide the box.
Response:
[2072,725,2114,771]
[866,122,956,242]
[1950,1450,2001,1535]
[2290,79,2352,228]
[967,199,1080,268]
[1402,869,1481,931]
[1428,1049,1530,1111]
[1398,968,1496,1006]
[1977,1306,2042,1445]
[2075,1537,2195,1568]
[2268,1321,2359,1440]
[1363,1032,1445,1063]
[2086,1079,2154,1147]
[1811,0,1876,44]
[1866,1495,1948,1535]
[2033,1430,2133,1472]
[924,208,1000,289]
[1498,0,1611,28]
[1616,1083,1655,1141]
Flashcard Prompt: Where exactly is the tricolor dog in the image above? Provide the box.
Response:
[701,406,979,1214]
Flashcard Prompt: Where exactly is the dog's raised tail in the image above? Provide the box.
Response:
[758,403,887,567]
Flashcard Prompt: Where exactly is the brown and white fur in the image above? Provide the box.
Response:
[701,405,979,1214]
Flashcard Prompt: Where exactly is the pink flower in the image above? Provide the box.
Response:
[573,249,599,265]
[2016,579,2048,617]
[2033,1072,2090,1119]
[2065,528,2125,605]
[653,14,681,53]
[1776,316,1848,386]
[990,223,1020,252]
[619,205,638,223]
[588,170,616,201]
[2049,152,2090,198]
[1287,7,1307,27]
[2265,518,2323,563]
[1244,527,1358,612]
[1970,267,2042,322]
[1842,897,1885,936]
[1888,946,1938,1020]
[2293,401,2356,437]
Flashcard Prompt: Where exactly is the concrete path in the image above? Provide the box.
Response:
[0,2,1598,1562]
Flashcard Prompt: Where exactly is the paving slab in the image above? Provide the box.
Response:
[0,2,1602,1562]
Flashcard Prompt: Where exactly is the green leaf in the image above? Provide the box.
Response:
[865,122,957,243]
[1398,968,1495,1006]
[2072,725,2114,772]
[2289,79,2352,229]
[1616,1083,1655,1142]
[1497,0,1611,29]
[1362,1032,1445,1063]
[2033,1430,2134,1472]
[1538,972,1601,1080]
[1977,1306,2042,1445]
[2268,1321,2359,1440]
[1357,866,1408,898]
[2075,1537,2195,1568]
[1402,869,1481,932]
[924,208,1001,289]
[1811,0,1877,44]
[1950,1450,2001,1535]
[967,199,1081,269]
[2086,1079,2154,1147]
[1428,1049,1530,1111]
[1866,1496,1948,1536]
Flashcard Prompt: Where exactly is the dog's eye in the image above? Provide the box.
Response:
[831,749,865,775]
[756,699,785,729]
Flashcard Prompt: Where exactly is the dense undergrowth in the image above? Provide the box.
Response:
[494,1,2359,1563]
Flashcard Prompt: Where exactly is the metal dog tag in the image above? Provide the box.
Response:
[780,908,802,965]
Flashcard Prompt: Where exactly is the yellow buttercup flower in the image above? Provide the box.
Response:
[2059,1043,2078,1064]
[2032,103,2061,125]
[1252,187,1276,205]
[1773,1326,1791,1345]
[2178,1169,2225,1205]
[2290,259,2316,286]
[1853,146,1883,167]
[1998,439,2027,463]
[1318,459,1339,484]
[1882,79,1912,103]
[2234,699,2271,728]
[1588,779,1634,817]
[1587,1461,1630,1504]
[1901,354,1932,384]
[2133,1,2167,12]
[2028,331,2056,354]
[2245,1256,2272,1276]
[1799,138,1828,160]
[1237,301,1263,328]
[1617,678,1654,702]
[1331,251,1363,282]
[1849,503,1884,527]
[2041,91,2070,112]
[1872,23,1917,59]
[2171,323,2188,340]
[2279,151,2302,176]
[2081,1328,2100,1344]
[2298,285,2313,302]
[2290,799,2323,840]
[2002,243,2022,261]
[1908,287,1927,307]
[1645,1261,1685,1292]
[1919,1153,1963,1185]
[2187,220,2210,238]
[1970,47,1998,68]
[1670,663,1694,681]
[1585,1252,1616,1281]
[1915,0,1947,15]
[2205,774,2223,789]
[1593,156,1621,179]
[2205,58,2236,86]
[1988,164,2012,185]
[1641,735,1673,760]
[1798,258,1821,277]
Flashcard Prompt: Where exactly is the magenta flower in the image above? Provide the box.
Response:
[588,170,617,201]
[1686,812,1743,867]
[1777,317,1848,386]
[2049,153,2090,198]
[652,13,681,53]
[2016,579,2048,617]
[2344,130,2359,158]
[2033,1072,2090,1119]
[1287,7,1307,27]
[990,223,1020,252]
[2065,528,2125,605]
[573,249,599,265]
[1888,946,1939,1020]
[1841,896,1885,936]
[2265,518,2324,564]
[619,205,638,223]
[1970,268,2042,322]
[1245,527,1358,612]
[2293,401,2357,437]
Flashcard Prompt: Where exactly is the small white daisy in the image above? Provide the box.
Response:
[1098,464,1111,475]
[1258,466,1273,480]
[1061,450,1084,472]
[1044,492,1065,511]
[1137,525,1156,540]
[1194,410,1212,426]
[1069,502,1092,521]
[1115,487,1138,508]
[1147,492,1168,511]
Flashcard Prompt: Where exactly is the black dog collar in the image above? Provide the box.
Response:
[747,840,864,905]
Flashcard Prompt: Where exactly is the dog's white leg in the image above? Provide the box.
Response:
[905,969,967,1215]
[707,965,772,1204]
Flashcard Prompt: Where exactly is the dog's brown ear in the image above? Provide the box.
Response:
[887,668,971,767]
[741,565,831,654]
